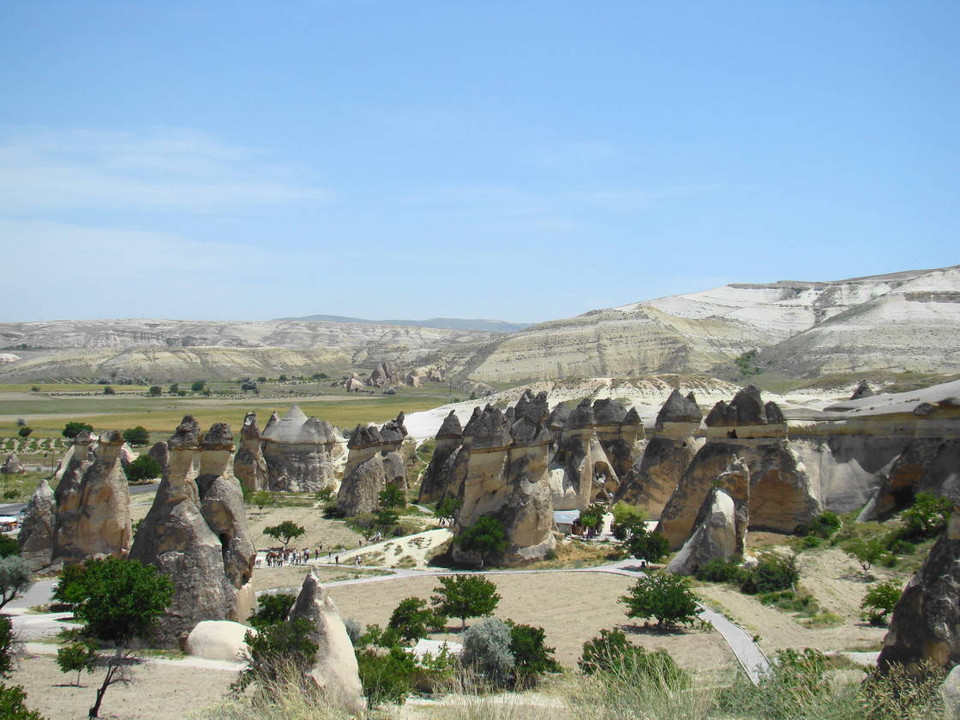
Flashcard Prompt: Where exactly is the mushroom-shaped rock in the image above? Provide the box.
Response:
[655,390,703,430]
[261,406,338,492]
[288,568,365,714]
[233,412,267,494]
[730,385,767,425]
[18,479,55,570]
[73,430,133,561]
[515,390,549,425]
[462,406,511,451]
[52,432,97,564]
[667,488,740,576]
[418,412,464,504]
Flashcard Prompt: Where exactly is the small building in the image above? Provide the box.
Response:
[553,510,581,536]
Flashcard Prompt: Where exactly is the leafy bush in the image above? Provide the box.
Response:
[0,556,32,610]
[861,579,902,626]
[387,597,445,644]
[578,502,607,532]
[0,535,19,558]
[843,536,887,576]
[694,557,741,583]
[619,572,700,628]
[378,484,406,509]
[579,628,685,688]
[62,421,94,439]
[0,615,16,678]
[125,455,162,483]
[901,492,952,540]
[0,684,47,720]
[356,645,417,708]
[717,647,829,720]
[249,594,296,631]
[56,641,98,685]
[454,516,508,568]
[738,553,799,595]
[235,618,317,692]
[507,622,560,688]
[626,527,670,563]
[461,618,515,688]
[17,427,32,438]
[795,511,841,539]
[121,426,150,446]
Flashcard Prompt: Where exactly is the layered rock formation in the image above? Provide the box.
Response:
[416,411,463,504]
[18,478,55,570]
[261,405,339,492]
[288,568,365,714]
[877,505,960,675]
[451,404,555,567]
[58,430,133,562]
[617,389,703,516]
[129,417,256,646]
[233,411,267,493]
[657,386,816,548]
[336,414,408,517]
[667,487,741,576]
[366,361,400,388]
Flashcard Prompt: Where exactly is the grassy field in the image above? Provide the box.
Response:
[0,387,454,442]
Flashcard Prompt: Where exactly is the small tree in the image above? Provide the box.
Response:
[167,383,179,395]
[0,536,19,558]
[507,622,560,688]
[902,493,953,539]
[861,579,902,626]
[263,521,306,548]
[378,484,406,509]
[125,455,162,483]
[0,557,32,610]
[63,421,94,439]
[121,426,149,446]
[56,641,98,686]
[251,491,274,515]
[16,426,32,438]
[190,380,205,392]
[619,571,699,629]
[578,502,607,534]
[387,597,445,645]
[454,515,507,569]
[626,527,670,563]
[0,615,16,677]
[53,557,173,718]
[738,552,800,594]
[147,386,162,397]
[843,537,885,578]
[430,575,500,629]
[102,386,115,395]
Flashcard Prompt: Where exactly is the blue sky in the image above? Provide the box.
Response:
[0,1,956,323]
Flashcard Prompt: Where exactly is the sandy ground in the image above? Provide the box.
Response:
[694,546,893,657]
[9,651,236,720]
[327,572,736,675]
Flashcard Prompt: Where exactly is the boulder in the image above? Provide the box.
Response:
[288,568,365,714]
[18,478,55,570]
[877,505,960,675]
[184,620,252,662]
[233,411,267,493]
[667,488,740,575]
[941,665,960,720]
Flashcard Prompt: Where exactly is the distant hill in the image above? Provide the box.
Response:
[274,315,531,333]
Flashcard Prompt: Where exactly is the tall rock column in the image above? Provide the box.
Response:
[51,432,96,565]
[233,411,267,493]
[73,430,132,561]
[550,399,620,511]
[18,479,56,571]
[261,406,339,492]
[417,411,463,504]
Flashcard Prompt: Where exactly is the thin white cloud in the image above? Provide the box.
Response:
[0,128,328,213]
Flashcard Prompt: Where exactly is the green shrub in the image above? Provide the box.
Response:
[901,492,952,540]
[454,515,508,568]
[739,553,799,595]
[62,421,94,439]
[861,579,902,626]
[386,597,445,645]
[0,684,47,720]
[121,426,150,446]
[507,622,560,688]
[578,627,683,689]
[694,557,741,583]
[56,641,98,686]
[619,572,699,628]
[249,594,297,631]
[0,536,19,558]
[235,618,318,692]
[626,527,670,563]
[356,645,416,707]
[431,575,500,628]
[125,455,162,483]
[0,616,15,678]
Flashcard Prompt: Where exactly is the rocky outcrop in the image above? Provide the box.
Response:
[877,506,960,675]
[867,438,960,520]
[550,400,621,511]
[130,417,255,646]
[452,404,555,567]
[70,430,133,562]
[748,441,820,533]
[18,478,55,570]
[261,405,339,492]
[288,568,365,714]
[704,385,787,440]
[616,390,702,517]
[148,441,169,476]
[851,381,874,400]
[658,448,750,549]
[417,411,463,504]
[337,414,409,516]
[593,400,645,479]
[667,488,740,575]
[233,411,267,493]
[366,361,399,388]
[52,432,96,564]
[1,454,24,475]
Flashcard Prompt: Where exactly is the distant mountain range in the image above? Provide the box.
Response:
[273,315,531,334]
[0,265,957,383]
